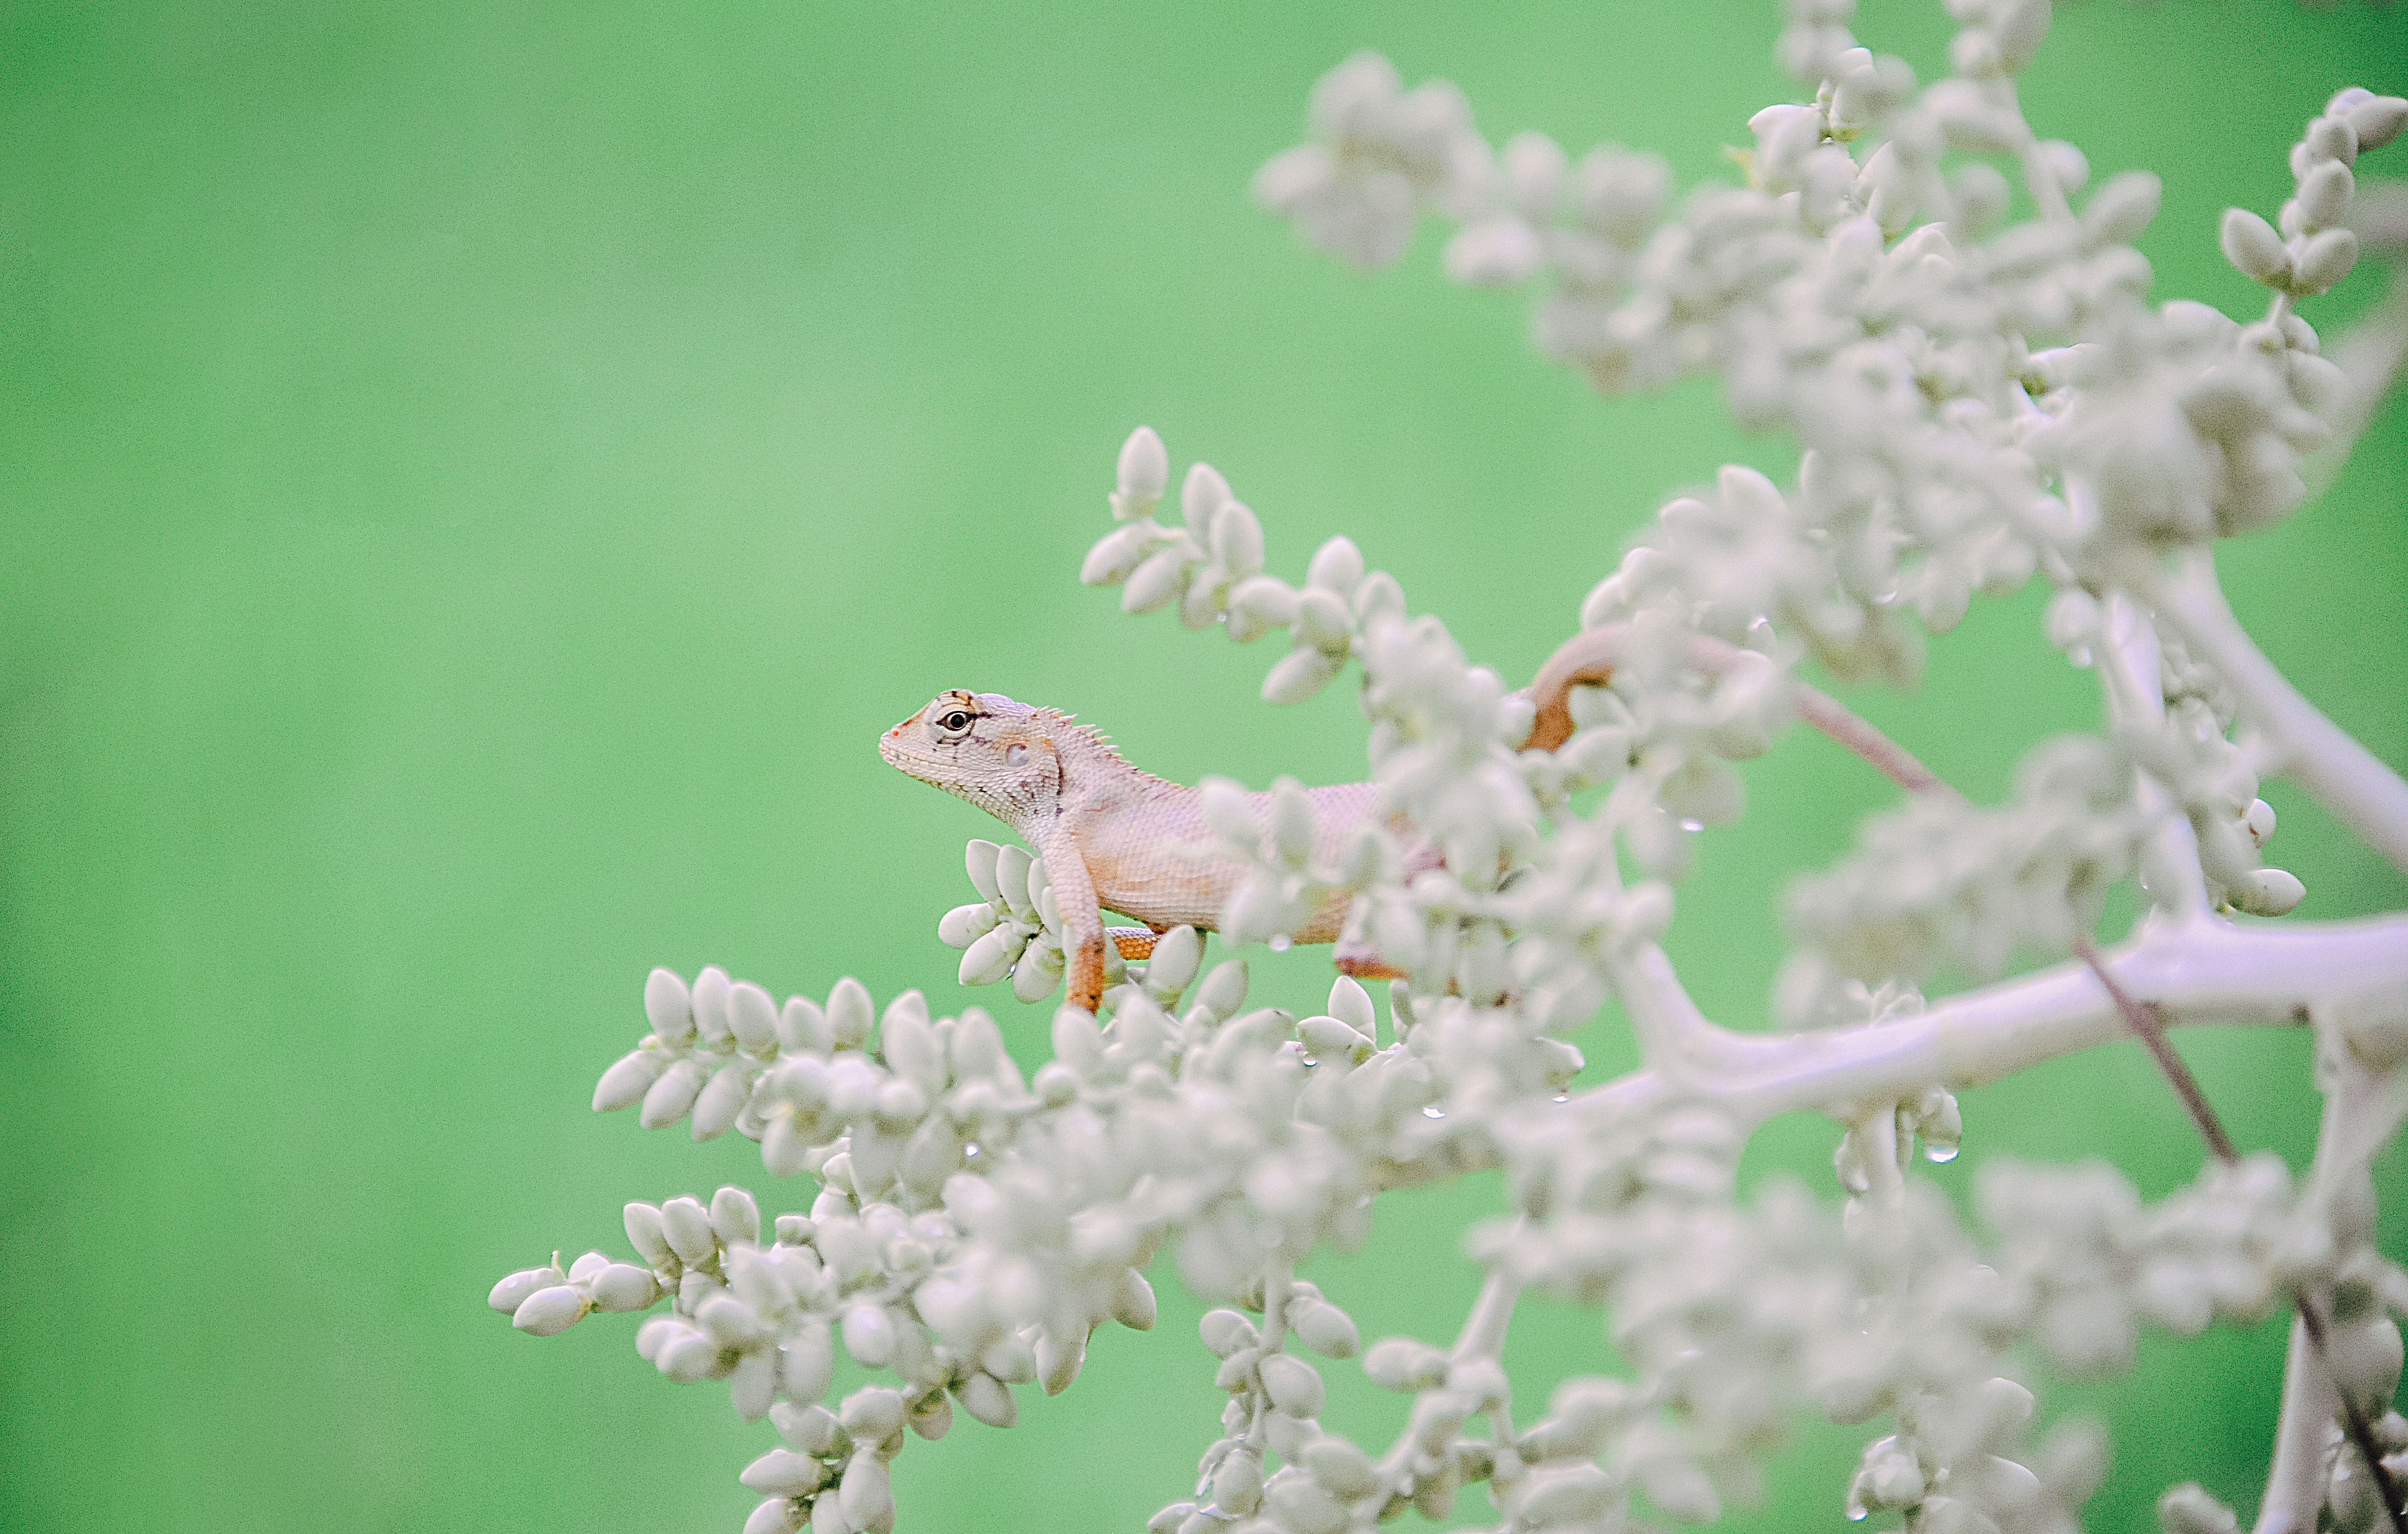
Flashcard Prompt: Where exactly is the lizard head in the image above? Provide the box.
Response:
[879,690,1061,829]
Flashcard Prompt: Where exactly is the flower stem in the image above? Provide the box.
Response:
[2150,555,2408,880]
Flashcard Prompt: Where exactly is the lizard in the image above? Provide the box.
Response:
[879,626,1946,1011]
[879,689,1422,1011]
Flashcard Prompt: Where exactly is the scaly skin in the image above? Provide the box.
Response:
[879,690,1400,1010]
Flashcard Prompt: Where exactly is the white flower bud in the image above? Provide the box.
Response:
[1305,536,1364,598]
[1301,1437,1378,1499]
[742,1446,831,1499]
[880,998,945,1093]
[937,902,997,950]
[730,1348,778,1421]
[2346,95,2408,150]
[1444,217,1542,286]
[1263,646,1342,705]
[2291,228,2358,295]
[2329,1315,2404,1411]
[710,1185,762,1247]
[1267,1468,1348,1534]
[594,1049,666,1113]
[692,965,734,1046]
[827,978,874,1049]
[1194,960,1250,1020]
[773,1399,842,1455]
[512,1284,587,1337]
[1116,426,1169,512]
[727,981,781,1055]
[1036,1327,1086,1395]
[954,927,1017,988]
[640,1059,707,1130]
[1210,501,1265,579]
[1293,588,1352,653]
[644,966,695,1042]
[1213,1448,1265,1514]
[2229,867,2305,917]
[2220,208,2291,286]
[1081,522,1158,587]
[838,1453,894,1533]
[2082,170,2161,247]
[660,1195,719,1264]
[1143,925,1204,1002]
[783,1326,836,1403]
[743,1499,803,1534]
[2158,1484,2242,1534]
[964,840,1003,904]
[691,1063,749,1141]
[1123,546,1190,615]
[1182,461,1232,527]
[1010,951,1064,1005]
[839,1304,895,1367]
[489,1265,564,1313]
[1290,1299,1361,1358]
[955,1371,1018,1428]
[1268,778,1318,867]
[655,1328,719,1381]
[1111,1268,1158,1331]
[2297,159,2353,234]
[1227,575,1299,642]
[617,1203,671,1269]
[1362,1336,1448,1391]
[780,996,831,1053]
[584,1260,659,1315]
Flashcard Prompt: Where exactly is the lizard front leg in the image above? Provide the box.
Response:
[1037,827,1111,1011]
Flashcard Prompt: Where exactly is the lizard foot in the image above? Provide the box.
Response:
[1066,933,1108,1013]
[1334,944,1408,982]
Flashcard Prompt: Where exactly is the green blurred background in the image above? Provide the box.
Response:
[4,1,2404,1529]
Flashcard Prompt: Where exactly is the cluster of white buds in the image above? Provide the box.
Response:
[1083,426,1403,709]
[2222,92,2408,303]
[1249,53,1493,272]
[1153,1281,1369,1534]
[1779,735,2148,1020]
[935,839,1130,1004]
[1977,1154,2378,1377]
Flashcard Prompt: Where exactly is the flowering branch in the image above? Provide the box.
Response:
[483,5,2408,1532]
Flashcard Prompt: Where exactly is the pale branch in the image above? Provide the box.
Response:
[2150,554,2408,880]
[1571,913,2408,1129]
[2259,1041,2408,1534]
[2099,590,2214,920]
[2259,1315,2342,1534]
[1521,624,1958,800]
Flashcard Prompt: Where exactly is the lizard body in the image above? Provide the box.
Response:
[879,631,1940,1011]
[879,690,1403,1009]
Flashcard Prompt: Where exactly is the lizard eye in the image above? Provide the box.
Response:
[931,707,975,744]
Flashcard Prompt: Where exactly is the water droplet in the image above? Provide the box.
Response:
[1553,1092,1570,1104]
[1421,1105,1446,1119]
[963,1143,981,1158]
[1679,818,1704,833]
[1298,1054,1320,1068]
[1267,934,1293,953]
[1924,1143,1959,1164]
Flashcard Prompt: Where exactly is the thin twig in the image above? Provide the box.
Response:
[2075,937,2404,1532]
[2072,937,2237,1163]
[1520,625,1959,800]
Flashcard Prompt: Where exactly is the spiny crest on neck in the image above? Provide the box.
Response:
[1029,705,1179,791]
